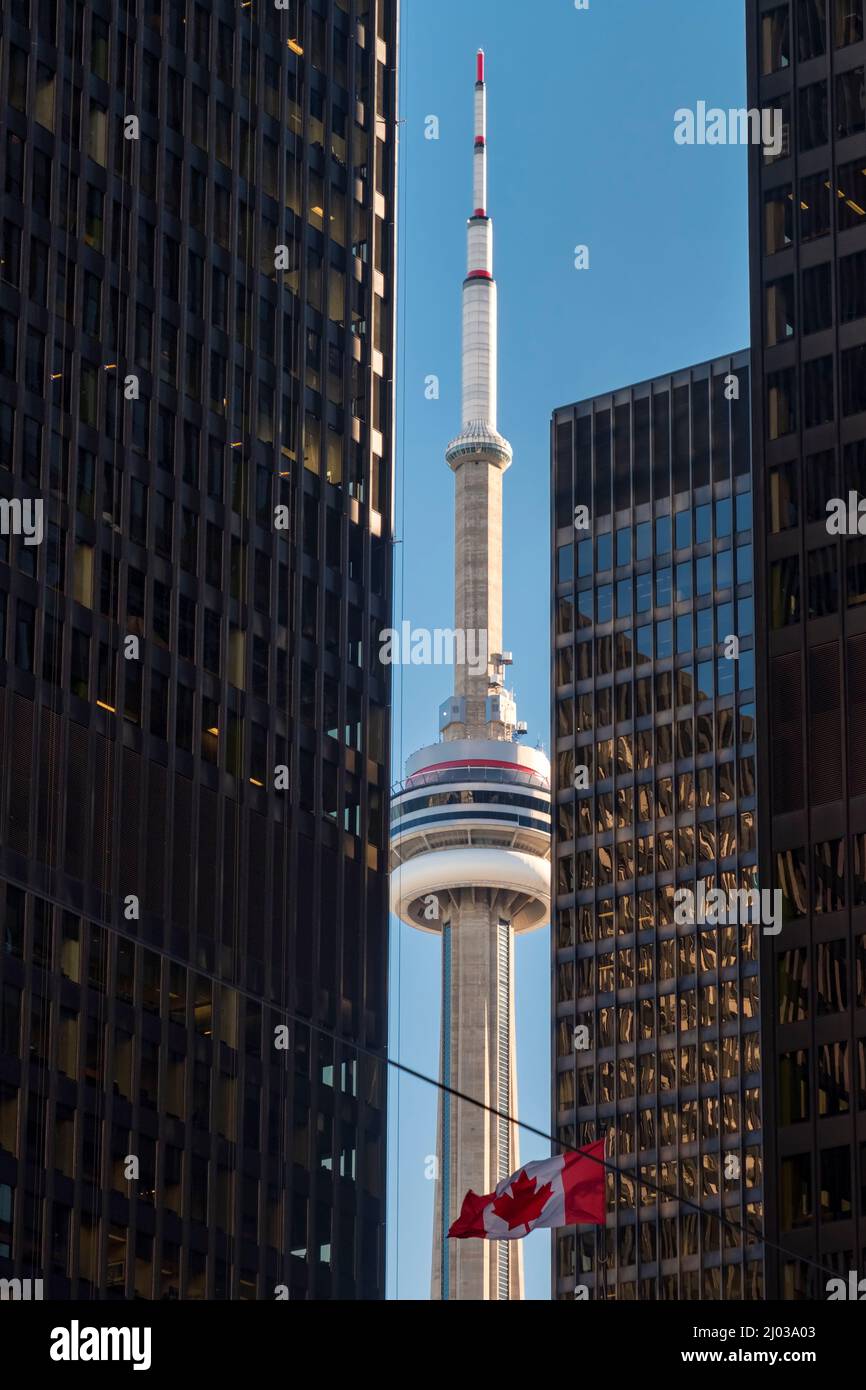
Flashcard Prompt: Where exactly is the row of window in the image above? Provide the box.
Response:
[766,248,866,344]
[560,693,754,750]
[2,0,348,67]
[779,1145,862,1230]
[558,1231,764,1298]
[562,541,754,598]
[561,785,755,835]
[563,561,753,627]
[0,1043,371,1189]
[560,936,866,1023]
[762,0,865,74]
[768,439,866,531]
[557,892,759,946]
[560,831,756,892]
[561,597,750,650]
[0,310,385,497]
[775,836,866,917]
[766,346,866,440]
[773,67,866,153]
[559,926,763,983]
[560,956,762,1012]
[0,402,387,583]
[554,394,750,529]
[764,160,866,251]
[559,733,756,791]
[558,644,754,695]
[0,1177,371,1297]
[566,496,753,575]
[770,539,866,624]
[562,813,756,867]
[0,1180,318,1297]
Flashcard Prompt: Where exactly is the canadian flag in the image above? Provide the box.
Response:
[448,1140,606,1241]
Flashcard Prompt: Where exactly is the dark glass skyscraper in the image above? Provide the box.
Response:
[747,0,866,1299]
[0,0,396,1300]
[550,353,765,1300]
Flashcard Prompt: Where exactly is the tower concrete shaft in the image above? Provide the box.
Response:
[430,894,523,1301]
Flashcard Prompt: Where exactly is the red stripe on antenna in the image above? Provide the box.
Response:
[476,50,484,84]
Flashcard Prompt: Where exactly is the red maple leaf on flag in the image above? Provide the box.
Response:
[491,1169,553,1232]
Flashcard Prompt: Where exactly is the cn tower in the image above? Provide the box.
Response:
[390,51,551,1301]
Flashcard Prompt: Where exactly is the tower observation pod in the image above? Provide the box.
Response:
[390,51,551,1301]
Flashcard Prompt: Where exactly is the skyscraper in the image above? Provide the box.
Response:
[550,353,766,1299]
[0,0,396,1300]
[746,0,866,1298]
[390,51,551,1301]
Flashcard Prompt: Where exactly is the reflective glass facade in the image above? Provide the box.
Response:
[0,0,396,1299]
[747,0,866,1298]
[551,354,765,1299]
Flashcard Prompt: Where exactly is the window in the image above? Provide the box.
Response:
[764,94,791,163]
[837,157,866,231]
[766,275,795,344]
[765,185,794,252]
[16,600,35,672]
[798,0,828,59]
[85,184,105,250]
[841,345,866,415]
[820,1147,852,1221]
[87,101,108,165]
[762,4,792,72]
[808,545,839,616]
[25,327,44,393]
[802,262,832,334]
[674,508,691,549]
[150,669,168,739]
[35,62,56,130]
[0,221,21,287]
[780,1154,812,1229]
[656,620,673,659]
[816,939,848,1012]
[91,15,109,79]
[800,171,831,240]
[835,0,864,45]
[27,242,49,315]
[779,1050,810,1123]
[836,67,866,138]
[799,80,829,151]
[655,568,672,606]
[176,684,194,752]
[770,556,801,627]
[596,586,613,624]
[5,133,24,201]
[815,838,845,913]
[839,248,866,322]
[805,449,836,520]
[803,356,834,427]
[767,368,797,438]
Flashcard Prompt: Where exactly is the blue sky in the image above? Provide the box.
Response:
[386,0,750,1300]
